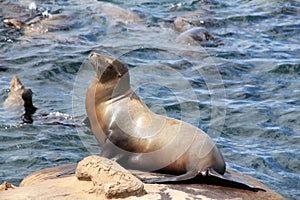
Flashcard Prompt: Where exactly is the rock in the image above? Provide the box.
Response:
[0,182,16,192]
[0,156,284,200]
[75,155,146,198]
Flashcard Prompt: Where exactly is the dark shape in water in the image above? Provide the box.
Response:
[22,89,37,124]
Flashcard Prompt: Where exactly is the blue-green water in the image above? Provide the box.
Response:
[1,0,299,199]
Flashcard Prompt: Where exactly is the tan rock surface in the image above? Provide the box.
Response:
[75,156,146,198]
[0,156,284,200]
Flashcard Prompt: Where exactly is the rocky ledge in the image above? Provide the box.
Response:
[0,155,284,200]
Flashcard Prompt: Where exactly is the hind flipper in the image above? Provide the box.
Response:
[207,168,266,192]
[141,169,198,183]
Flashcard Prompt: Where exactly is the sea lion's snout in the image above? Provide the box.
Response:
[89,52,109,80]
[89,52,113,69]
[89,52,128,82]
[11,76,24,92]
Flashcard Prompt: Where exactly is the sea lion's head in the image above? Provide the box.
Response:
[89,52,131,100]
[10,75,25,93]
[3,76,25,108]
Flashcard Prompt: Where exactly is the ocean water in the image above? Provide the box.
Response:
[0,0,299,199]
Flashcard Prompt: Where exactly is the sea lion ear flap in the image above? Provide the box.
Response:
[111,59,128,77]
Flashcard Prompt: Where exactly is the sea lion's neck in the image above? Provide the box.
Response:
[91,75,132,104]
[111,88,133,103]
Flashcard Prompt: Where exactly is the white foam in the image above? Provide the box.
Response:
[29,2,37,10]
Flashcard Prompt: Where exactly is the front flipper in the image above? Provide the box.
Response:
[206,168,266,192]
[141,169,198,183]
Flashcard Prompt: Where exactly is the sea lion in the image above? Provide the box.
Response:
[70,0,145,33]
[3,76,37,123]
[85,53,264,191]
[86,52,225,176]
[3,76,79,125]
[3,14,75,35]
[176,27,222,47]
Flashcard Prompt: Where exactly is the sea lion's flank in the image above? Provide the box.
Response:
[85,52,264,191]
